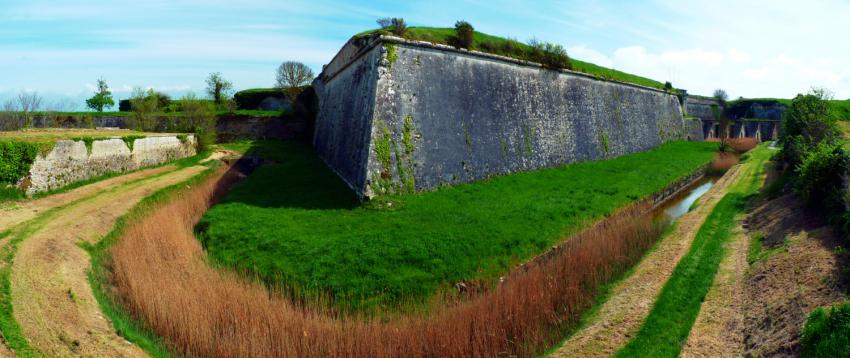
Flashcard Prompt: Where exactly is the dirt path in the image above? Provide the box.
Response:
[679,218,748,357]
[0,165,177,233]
[551,164,744,358]
[7,165,206,357]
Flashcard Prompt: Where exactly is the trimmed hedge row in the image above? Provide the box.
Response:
[0,142,39,184]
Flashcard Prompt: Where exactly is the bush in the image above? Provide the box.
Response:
[795,142,850,213]
[233,88,288,110]
[179,94,217,152]
[664,81,673,91]
[390,18,407,37]
[801,302,850,357]
[118,99,132,112]
[0,142,39,184]
[781,88,839,168]
[454,21,474,49]
[527,39,572,70]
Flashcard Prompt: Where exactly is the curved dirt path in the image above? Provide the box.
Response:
[7,165,206,357]
[551,164,744,358]
[0,165,178,233]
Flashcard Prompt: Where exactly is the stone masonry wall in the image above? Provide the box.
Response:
[314,36,687,199]
[21,135,196,195]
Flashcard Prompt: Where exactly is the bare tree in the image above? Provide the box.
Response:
[275,61,315,100]
[16,91,42,128]
[0,99,20,130]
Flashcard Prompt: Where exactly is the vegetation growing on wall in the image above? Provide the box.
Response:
[357,26,669,89]
[197,140,717,312]
[384,43,398,69]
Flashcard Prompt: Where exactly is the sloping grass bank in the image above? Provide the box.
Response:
[357,26,670,90]
[199,140,718,312]
[614,144,772,357]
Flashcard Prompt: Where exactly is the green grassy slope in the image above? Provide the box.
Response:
[614,144,772,358]
[199,140,718,312]
[358,27,670,90]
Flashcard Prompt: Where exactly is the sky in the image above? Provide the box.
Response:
[2,0,849,110]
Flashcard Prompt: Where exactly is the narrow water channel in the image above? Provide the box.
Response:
[655,176,717,224]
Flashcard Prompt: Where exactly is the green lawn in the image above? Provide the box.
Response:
[198,140,717,312]
[614,144,772,358]
[357,27,670,90]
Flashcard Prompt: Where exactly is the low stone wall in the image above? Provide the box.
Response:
[20,135,196,195]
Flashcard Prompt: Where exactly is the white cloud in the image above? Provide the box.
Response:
[567,46,613,68]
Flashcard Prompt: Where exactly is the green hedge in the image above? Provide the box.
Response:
[234,88,286,110]
[802,302,850,357]
[0,142,39,184]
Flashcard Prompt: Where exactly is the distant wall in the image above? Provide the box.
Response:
[25,115,309,142]
[314,36,687,198]
[20,135,196,195]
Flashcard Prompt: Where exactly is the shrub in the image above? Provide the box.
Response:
[0,142,39,184]
[664,81,673,91]
[234,88,288,110]
[527,39,572,70]
[454,21,474,49]
[128,88,161,131]
[781,88,839,168]
[795,142,850,213]
[390,17,407,37]
[179,93,217,152]
[801,302,850,357]
[118,99,132,112]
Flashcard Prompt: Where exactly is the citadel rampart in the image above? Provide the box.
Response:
[313,36,688,198]
[20,135,196,195]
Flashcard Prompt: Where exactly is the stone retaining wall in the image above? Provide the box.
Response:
[314,35,687,199]
[20,135,196,195]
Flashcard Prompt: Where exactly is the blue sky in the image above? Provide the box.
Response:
[2,0,849,110]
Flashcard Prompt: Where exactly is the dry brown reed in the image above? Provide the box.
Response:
[706,137,759,153]
[108,164,665,357]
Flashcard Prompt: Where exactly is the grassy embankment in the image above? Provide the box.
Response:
[614,144,772,357]
[357,26,670,90]
[199,140,718,312]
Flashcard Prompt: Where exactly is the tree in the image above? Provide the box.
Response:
[179,93,217,151]
[454,21,475,49]
[205,72,233,105]
[780,87,839,167]
[85,78,115,112]
[129,88,160,131]
[17,91,42,128]
[712,88,731,149]
[276,61,315,101]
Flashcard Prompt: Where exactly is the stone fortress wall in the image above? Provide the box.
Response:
[20,135,196,195]
[313,35,689,198]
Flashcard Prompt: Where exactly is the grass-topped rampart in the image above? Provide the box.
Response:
[356,26,671,90]
[198,140,718,313]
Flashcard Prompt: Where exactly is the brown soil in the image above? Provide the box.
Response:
[551,164,745,357]
[8,165,206,357]
[741,194,848,357]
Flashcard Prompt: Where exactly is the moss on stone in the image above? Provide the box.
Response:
[121,135,145,152]
[72,137,95,155]
[403,115,415,155]
[598,131,610,157]
[384,43,398,69]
